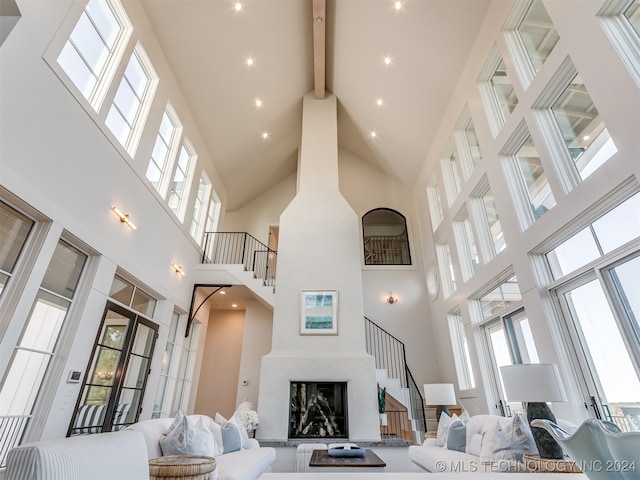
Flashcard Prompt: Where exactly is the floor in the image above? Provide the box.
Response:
[270,446,415,473]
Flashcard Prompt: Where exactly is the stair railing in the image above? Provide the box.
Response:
[202,232,277,286]
[365,317,426,440]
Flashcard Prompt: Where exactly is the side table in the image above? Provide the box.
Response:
[149,455,216,480]
[523,452,582,474]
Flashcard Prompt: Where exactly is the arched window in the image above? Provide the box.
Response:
[362,208,411,265]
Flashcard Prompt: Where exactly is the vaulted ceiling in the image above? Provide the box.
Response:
[141,0,492,211]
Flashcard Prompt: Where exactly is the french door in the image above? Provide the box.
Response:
[554,252,640,431]
[483,307,539,418]
[68,301,157,435]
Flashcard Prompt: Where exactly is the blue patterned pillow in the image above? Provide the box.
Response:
[160,411,216,456]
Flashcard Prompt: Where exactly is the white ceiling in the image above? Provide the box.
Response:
[140,0,492,212]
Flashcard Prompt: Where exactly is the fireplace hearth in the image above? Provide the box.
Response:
[289,381,348,439]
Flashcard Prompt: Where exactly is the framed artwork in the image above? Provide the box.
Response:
[300,290,338,335]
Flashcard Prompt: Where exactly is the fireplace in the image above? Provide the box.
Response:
[289,382,348,439]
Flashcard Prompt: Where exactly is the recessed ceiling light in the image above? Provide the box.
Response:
[234,2,242,12]
[370,131,378,138]
[246,57,254,67]
[261,132,269,140]
[384,56,392,65]
[394,1,402,10]
[255,98,263,108]
[231,303,238,308]
[376,98,384,107]
[583,135,590,141]
[220,290,226,295]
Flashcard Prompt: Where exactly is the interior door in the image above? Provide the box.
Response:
[68,302,157,435]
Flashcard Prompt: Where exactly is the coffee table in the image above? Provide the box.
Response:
[309,448,386,472]
[148,455,216,479]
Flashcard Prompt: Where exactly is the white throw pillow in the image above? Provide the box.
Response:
[467,433,483,456]
[215,412,251,450]
[160,411,216,457]
[436,412,458,447]
[489,414,538,463]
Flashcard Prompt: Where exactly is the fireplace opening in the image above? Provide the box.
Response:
[289,381,348,439]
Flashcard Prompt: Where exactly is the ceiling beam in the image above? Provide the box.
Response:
[312,0,326,99]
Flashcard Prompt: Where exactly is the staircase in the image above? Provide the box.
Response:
[366,317,426,444]
[200,232,426,442]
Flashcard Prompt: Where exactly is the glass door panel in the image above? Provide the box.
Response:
[559,272,640,431]
[113,318,156,431]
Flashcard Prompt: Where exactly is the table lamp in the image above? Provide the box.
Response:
[500,363,567,459]
[423,383,456,422]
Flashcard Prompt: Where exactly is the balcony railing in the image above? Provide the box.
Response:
[202,232,277,287]
[0,414,29,468]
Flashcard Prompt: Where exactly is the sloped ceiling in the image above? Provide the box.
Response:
[141,0,491,211]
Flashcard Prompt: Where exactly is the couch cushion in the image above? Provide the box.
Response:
[215,446,276,480]
[125,417,174,458]
[408,443,479,473]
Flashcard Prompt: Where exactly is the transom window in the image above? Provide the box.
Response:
[168,142,196,221]
[517,0,559,73]
[0,201,34,299]
[453,210,480,281]
[479,275,521,319]
[146,106,181,195]
[426,183,444,232]
[481,188,506,255]
[625,0,640,36]
[491,57,519,124]
[109,274,157,318]
[105,45,157,155]
[551,73,617,180]
[190,173,212,243]
[362,208,411,265]
[56,0,131,110]
[463,116,483,170]
[436,239,456,298]
[545,192,640,279]
[514,134,556,221]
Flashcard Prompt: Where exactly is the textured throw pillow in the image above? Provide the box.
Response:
[490,414,538,463]
[220,424,242,453]
[446,420,467,452]
[436,412,459,447]
[160,411,216,456]
[215,412,249,452]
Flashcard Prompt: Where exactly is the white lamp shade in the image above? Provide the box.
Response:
[423,383,456,406]
[500,363,567,403]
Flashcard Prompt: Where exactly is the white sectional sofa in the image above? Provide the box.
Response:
[409,413,577,474]
[5,413,275,480]
[126,415,276,480]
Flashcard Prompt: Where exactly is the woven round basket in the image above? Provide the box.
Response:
[523,452,582,473]
[149,455,216,480]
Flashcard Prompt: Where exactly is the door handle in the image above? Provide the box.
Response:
[590,396,602,420]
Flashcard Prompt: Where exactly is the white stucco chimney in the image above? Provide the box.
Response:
[256,92,380,441]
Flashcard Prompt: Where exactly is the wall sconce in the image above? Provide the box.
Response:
[385,292,398,304]
[111,206,136,230]
[171,262,185,276]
